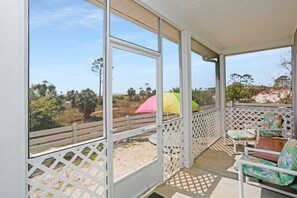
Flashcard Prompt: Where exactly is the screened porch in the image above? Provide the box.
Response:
[1,0,297,198]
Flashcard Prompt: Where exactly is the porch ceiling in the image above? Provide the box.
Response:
[139,0,297,55]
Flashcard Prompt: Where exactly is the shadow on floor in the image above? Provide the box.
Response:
[143,138,292,198]
[165,168,219,196]
[194,138,240,180]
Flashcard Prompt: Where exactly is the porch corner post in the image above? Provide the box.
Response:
[103,0,114,197]
[292,29,297,138]
[219,54,226,136]
[181,30,193,168]
[215,60,221,108]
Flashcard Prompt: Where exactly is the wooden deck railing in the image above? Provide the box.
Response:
[29,113,179,153]
[30,103,291,153]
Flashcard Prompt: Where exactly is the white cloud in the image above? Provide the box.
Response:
[30,5,104,29]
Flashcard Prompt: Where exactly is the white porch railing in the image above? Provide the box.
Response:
[26,139,108,197]
[225,103,293,138]
[26,104,294,197]
[192,108,222,159]
[162,118,184,180]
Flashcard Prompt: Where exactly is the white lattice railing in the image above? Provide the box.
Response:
[162,118,184,180]
[26,139,108,198]
[192,108,222,159]
[225,105,293,138]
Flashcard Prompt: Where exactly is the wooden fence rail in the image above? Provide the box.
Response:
[29,103,292,153]
[29,113,179,153]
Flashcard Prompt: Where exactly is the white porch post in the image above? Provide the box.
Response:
[215,61,221,108]
[292,30,297,138]
[103,0,114,197]
[0,0,27,197]
[181,30,193,168]
[219,55,226,135]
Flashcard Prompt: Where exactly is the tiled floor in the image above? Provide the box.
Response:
[143,138,294,198]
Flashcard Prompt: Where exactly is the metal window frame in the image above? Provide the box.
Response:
[105,1,163,194]
[292,30,297,138]
[23,0,184,196]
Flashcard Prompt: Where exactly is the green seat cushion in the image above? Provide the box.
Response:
[234,154,282,185]
[278,139,297,185]
[289,178,297,190]
[259,130,282,137]
[226,129,257,140]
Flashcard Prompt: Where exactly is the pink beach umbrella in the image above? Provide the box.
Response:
[135,93,199,114]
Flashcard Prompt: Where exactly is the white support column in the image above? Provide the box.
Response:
[103,0,113,197]
[156,18,164,182]
[219,55,226,135]
[181,30,193,168]
[0,0,27,197]
[215,61,220,108]
[292,30,297,138]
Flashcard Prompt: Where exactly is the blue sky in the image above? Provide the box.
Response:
[226,47,291,86]
[30,0,104,94]
[30,0,291,95]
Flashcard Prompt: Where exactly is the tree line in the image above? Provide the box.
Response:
[170,87,215,106]
[30,55,291,131]
[126,83,156,101]
[226,73,291,103]
[29,81,98,132]
[226,55,292,104]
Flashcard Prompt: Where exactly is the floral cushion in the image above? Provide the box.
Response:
[263,113,283,129]
[259,129,282,137]
[226,129,257,140]
[234,154,282,185]
[277,139,297,185]
[289,178,297,190]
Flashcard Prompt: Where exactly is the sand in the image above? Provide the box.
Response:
[113,140,157,180]
[30,140,157,197]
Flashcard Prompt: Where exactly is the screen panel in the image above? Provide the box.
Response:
[29,0,104,155]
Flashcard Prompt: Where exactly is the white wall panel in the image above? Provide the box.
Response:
[0,0,27,197]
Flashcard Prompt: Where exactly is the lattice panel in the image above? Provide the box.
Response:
[27,139,107,198]
[192,108,222,159]
[162,118,184,180]
[225,107,293,138]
